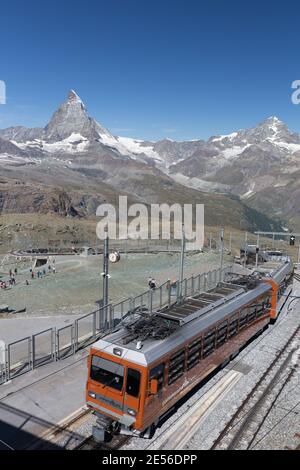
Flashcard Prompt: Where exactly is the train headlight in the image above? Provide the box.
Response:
[88,391,96,399]
[127,409,136,416]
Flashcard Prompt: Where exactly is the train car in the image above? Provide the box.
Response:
[86,259,294,441]
[253,257,294,322]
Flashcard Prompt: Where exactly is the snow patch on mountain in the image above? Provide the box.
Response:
[221,144,250,159]
[273,141,300,153]
[241,182,256,199]
[117,137,162,161]
[211,132,238,142]
[13,133,90,154]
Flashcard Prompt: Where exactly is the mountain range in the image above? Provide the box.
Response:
[0,90,297,236]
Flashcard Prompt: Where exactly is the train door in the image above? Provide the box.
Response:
[123,367,142,416]
[143,363,165,426]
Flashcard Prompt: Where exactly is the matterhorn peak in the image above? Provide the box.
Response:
[43,90,113,143]
[67,89,84,106]
[267,115,280,121]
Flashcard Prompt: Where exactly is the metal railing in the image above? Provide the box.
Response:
[0,264,232,384]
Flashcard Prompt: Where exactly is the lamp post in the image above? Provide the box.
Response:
[229,232,232,254]
[101,234,109,330]
[178,225,185,302]
[220,228,224,281]
[244,232,248,268]
[255,233,260,268]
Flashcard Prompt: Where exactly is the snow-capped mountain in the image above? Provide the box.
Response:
[169,115,300,190]
[166,116,300,227]
[0,90,299,228]
[0,90,122,159]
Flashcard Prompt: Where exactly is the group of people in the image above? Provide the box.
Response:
[28,264,56,282]
[0,268,18,289]
[0,262,57,290]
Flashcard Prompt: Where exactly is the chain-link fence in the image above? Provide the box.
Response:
[0,264,233,384]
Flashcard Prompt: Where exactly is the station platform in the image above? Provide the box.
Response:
[0,348,88,450]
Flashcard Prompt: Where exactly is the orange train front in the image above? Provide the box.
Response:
[86,258,294,441]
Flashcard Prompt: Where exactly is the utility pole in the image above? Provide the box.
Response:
[297,240,300,270]
[244,232,248,268]
[102,234,109,330]
[229,232,232,253]
[255,233,260,268]
[178,225,185,302]
[220,228,224,281]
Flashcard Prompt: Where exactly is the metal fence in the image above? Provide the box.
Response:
[57,324,75,360]
[0,264,232,384]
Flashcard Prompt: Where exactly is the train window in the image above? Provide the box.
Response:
[247,306,257,323]
[150,364,165,391]
[228,315,238,338]
[202,328,216,356]
[216,320,227,347]
[187,338,201,370]
[168,349,185,385]
[239,310,248,329]
[256,303,263,317]
[126,368,141,398]
[90,356,124,391]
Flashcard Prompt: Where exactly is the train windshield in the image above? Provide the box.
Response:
[90,356,124,391]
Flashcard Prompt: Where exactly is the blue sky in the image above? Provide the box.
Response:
[1,0,300,140]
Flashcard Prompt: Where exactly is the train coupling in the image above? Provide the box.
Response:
[92,413,119,442]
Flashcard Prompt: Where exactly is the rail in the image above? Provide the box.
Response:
[210,320,300,450]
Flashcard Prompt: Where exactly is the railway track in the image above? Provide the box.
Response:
[27,408,92,450]
[28,407,130,450]
[75,434,131,451]
[211,322,300,450]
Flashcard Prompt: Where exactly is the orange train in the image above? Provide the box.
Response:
[86,259,294,441]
